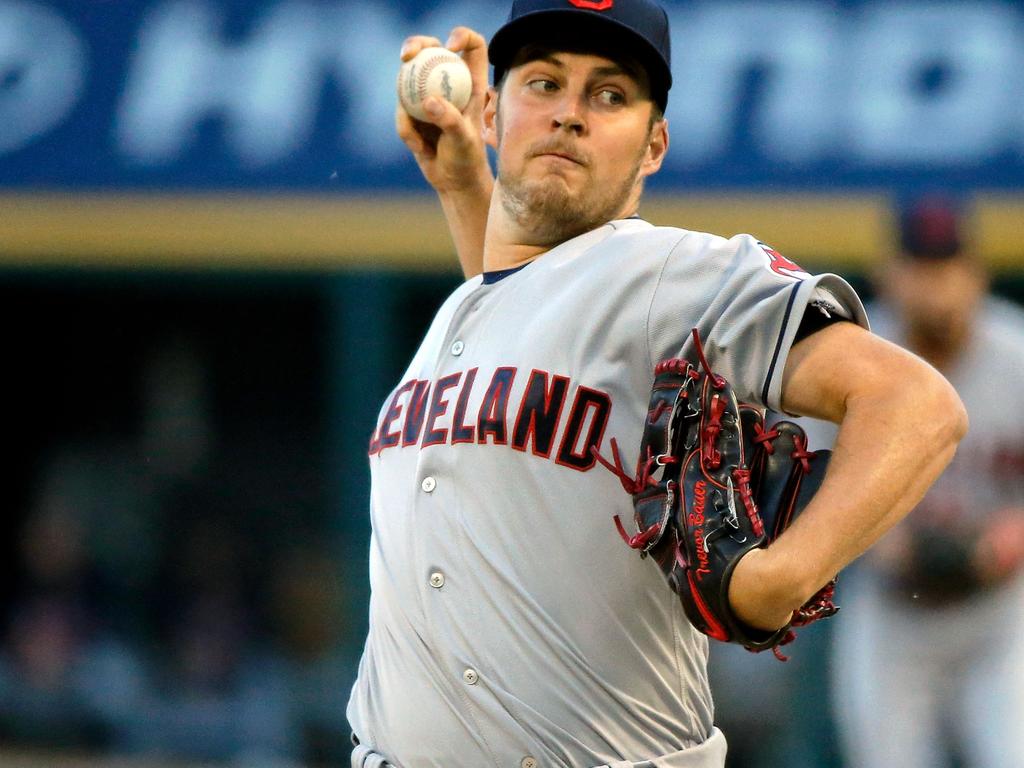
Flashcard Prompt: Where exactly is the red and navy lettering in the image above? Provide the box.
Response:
[451,368,478,444]
[401,380,430,447]
[477,367,516,445]
[555,385,612,471]
[369,367,612,473]
[423,373,461,447]
[511,370,570,458]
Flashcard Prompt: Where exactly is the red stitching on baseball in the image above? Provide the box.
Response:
[416,53,456,101]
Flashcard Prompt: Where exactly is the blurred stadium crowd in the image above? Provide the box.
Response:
[0,312,365,767]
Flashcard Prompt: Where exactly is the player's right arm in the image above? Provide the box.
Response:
[397,27,493,279]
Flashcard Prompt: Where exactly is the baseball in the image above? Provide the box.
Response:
[397,46,472,122]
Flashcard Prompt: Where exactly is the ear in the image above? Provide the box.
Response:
[483,87,499,149]
[640,118,669,178]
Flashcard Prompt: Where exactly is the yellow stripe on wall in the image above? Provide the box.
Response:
[974,195,1024,270]
[639,194,894,270]
[0,192,1019,272]
[0,193,458,271]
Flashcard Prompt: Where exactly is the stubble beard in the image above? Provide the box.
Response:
[498,142,647,247]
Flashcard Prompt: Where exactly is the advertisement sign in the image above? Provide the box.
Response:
[2,0,1022,192]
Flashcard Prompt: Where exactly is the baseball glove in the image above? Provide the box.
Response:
[594,329,838,659]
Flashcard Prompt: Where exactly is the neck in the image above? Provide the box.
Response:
[481,182,550,271]
[481,180,640,272]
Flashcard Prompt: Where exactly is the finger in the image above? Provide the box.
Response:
[418,97,477,159]
[422,96,468,135]
[395,104,435,159]
[445,26,485,56]
[446,27,490,102]
[400,34,444,62]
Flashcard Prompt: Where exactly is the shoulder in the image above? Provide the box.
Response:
[602,218,696,255]
[611,220,803,274]
[543,219,694,279]
[612,218,746,253]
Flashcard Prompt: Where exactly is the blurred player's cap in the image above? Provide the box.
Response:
[898,197,964,260]
[489,0,672,112]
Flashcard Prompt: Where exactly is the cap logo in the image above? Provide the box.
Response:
[568,0,614,10]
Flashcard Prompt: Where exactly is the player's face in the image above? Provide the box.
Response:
[886,255,986,352]
[483,50,668,246]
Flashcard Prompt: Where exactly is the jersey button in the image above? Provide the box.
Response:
[520,758,538,768]
[462,668,479,685]
[429,572,445,588]
[421,476,436,493]
[450,340,465,356]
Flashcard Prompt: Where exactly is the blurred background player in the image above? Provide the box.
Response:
[830,197,1024,768]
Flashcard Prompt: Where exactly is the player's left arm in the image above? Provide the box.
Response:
[728,320,969,630]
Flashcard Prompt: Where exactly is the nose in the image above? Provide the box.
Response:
[552,94,586,134]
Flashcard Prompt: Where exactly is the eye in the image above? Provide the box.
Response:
[527,78,559,94]
[595,88,626,106]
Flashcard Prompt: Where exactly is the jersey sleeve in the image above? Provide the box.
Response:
[646,232,868,412]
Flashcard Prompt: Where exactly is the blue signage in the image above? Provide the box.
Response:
[2,0,1023,192]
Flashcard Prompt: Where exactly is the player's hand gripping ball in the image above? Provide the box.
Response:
[397,47,472,122]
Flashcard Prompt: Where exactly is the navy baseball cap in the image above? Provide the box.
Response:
[489,0,672,112]
[899,197,964,260]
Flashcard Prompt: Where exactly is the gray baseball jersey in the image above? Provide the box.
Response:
[347,218,867,768]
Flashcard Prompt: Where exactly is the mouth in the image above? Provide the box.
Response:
[535,150,585,167]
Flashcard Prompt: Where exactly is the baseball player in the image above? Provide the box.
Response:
[829,199,1024,768]
[347,2,967,766]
